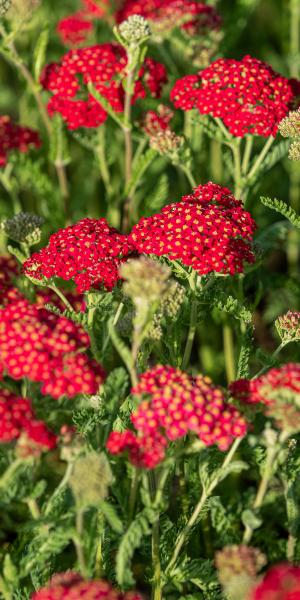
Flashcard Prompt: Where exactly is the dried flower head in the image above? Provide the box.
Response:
[31,572,143,599]
[275,311,300,343]
[249,563,300,599]
[69,452,113,507]
[118,15,151,45]
[1,212,44,246]
[216,545,266,600]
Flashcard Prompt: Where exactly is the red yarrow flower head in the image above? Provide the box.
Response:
[249,563,300,600]
[0,115,41,166]
[31,572,143,599]
[23,218,134,293]
[82,0,110,18]
[230,363,300,433]
[0,290,105,399]
[107,365,247,468]
[116,0,221,38]
[41,44,167,129]
[0,388,56,451]
[129,182,256,277]
[171,55,300,138]
[57,13,94,47]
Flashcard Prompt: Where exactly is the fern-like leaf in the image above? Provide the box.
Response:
[116,507,157,587]
[261,196,300,229]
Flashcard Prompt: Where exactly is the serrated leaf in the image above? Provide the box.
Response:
[214,460,249,484]
[99,500,124,534]
[116,507,157,587]
[261,196,300,229]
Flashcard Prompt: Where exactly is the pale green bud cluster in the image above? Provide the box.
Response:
[69,452,113,508]
[279,108,300,161]
[1,212,44,246]
[120,257,171,305]
[118,15,151,46]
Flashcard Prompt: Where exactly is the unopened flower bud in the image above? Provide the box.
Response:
[161,281,185,318]
[150,130,185,157]
[120,257,171,305]
[1,212,44,246]
[276,310,300,342]
[69,452,113,508]
[289,140,300,161]
[216,545,266,600]
[118,15,151,45]
[279,108,300,139]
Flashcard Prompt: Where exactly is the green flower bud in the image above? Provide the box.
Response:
[118,15,151,46]
[289,140,300,161]
[69,452,113,508]
[1,212,44,246]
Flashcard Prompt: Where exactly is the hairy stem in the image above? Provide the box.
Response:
[223,322,236,383]
[48,284,74,312]
[122,62,134,233]
[243,432,289,544]
[247,136,275,180]
[181,298,198,370]
[73,508,88,578]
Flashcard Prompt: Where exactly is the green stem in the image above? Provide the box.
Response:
[243,431,290,544]
[223,323,236,383]
[231,138,242,197]
[122,59,134,233]
[242,136,254,175]
[149,471,162,600]
[166,437,243,572]
[48,283,74,312]
[255,341,288,378]
[180,164,197,188]
[290,0,300,79]
[287,0,300,275]
[45,461,74,516]
[181,297,198,370]
[128,468,140,523]
[97,126,113,198]
[73,508,88,578]
[247,136,275,180]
